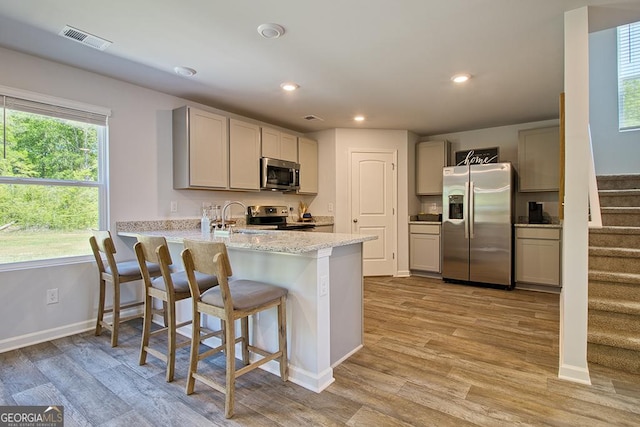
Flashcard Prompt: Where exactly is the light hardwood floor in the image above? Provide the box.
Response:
[1,276,639,426]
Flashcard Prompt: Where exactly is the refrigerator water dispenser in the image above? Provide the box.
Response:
[448,195,464,219]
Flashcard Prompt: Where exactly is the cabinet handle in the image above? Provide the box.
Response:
[353,219,358,223]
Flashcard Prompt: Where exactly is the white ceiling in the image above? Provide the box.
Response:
[0,0,639,135]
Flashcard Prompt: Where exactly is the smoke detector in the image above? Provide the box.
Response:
[303,114,324,121]
[257,23,285,39]
[59,25,111,50]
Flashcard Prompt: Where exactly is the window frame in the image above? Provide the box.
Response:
[0,85,111,271]
[617,21,640,132]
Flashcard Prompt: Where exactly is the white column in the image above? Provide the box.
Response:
[559,6,591,384]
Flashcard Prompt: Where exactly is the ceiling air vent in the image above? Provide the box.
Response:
[59,25,112,51]
[303,114,324,121]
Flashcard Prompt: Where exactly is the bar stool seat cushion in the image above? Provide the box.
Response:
[200,279,288,310]
[106,260,160,278]
[152,270,217,294]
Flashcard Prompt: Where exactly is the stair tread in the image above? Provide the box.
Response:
[589,270,640,284]
[589,225,640,234]
[589,246,640,257]
[589,297,640,315]
[601,206,640,212]
[588,329,640,351]
[599,189,640,195]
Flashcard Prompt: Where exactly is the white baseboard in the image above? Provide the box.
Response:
[558,363,592,385]
[0,320,94,353]
[0,306,143,354]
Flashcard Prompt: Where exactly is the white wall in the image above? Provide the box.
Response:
[589,27,640,175]
[0,46,314,350]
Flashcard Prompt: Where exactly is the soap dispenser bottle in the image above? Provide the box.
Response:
[201,206,210,234]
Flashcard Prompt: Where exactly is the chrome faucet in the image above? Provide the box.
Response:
[221,201,246,230]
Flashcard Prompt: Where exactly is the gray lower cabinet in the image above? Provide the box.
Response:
[409,223,441,273]
[515,226,561,287]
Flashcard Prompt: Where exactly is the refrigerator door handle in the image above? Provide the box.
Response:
[469,181,475,239]
[464,180,470,239]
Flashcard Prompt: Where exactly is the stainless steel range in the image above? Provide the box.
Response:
[246,205,315,230]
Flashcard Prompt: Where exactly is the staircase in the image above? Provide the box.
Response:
[588,174,640,374]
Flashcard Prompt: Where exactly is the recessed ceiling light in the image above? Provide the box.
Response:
[257,23,285,39]
[174,66,197,77]
[451,73,471,83]
[280,82,299,91]
[354,115,365,122]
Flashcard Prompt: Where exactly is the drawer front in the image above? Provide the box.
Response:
[410,224,440,235]
[516,228,560,240]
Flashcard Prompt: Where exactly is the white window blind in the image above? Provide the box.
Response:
[618,21,640,131]
[3,95,109,126]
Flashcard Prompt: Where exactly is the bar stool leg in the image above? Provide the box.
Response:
[139,292,153,365]
[166,300,177,382]
[278,297,288,381]
[95,278,106,336]
[224,317,236,419]
[111,280,121,348]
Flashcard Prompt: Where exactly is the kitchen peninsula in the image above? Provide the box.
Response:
[117,221,376,393]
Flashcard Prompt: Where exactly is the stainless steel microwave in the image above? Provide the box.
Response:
[260,157,300,191]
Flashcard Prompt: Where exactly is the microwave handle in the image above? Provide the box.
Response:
[292,168,300,187]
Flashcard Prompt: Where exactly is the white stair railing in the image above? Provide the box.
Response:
[588,124,602,228]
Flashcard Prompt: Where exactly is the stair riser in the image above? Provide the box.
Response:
[588,342,640,374]
[589,233,640,249]
[599,194,640,208]
[590,255,640,275]
[597,176,640,191]
[601,212,640,227]
[589,281,640,302]
[589,310,640,333]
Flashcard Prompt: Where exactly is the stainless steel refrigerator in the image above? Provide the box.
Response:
[442,162,514,288]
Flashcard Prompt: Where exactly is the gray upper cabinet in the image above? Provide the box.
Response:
[261,127,298,162]
[298,137,318,194]
[229,118,261,191]
[518,126,560,192]
[416,140,449,195]
[173,106,228,190]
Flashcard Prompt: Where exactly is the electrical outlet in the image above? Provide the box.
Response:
[328,203,334,212]
[46,288,59,305]
[170,201,178,213]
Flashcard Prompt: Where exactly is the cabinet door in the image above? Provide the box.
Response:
[516,238,560,285]
[298,137,318,194]
[410,233,441,272]
[172,107,228,189]
[261,127,280,159]
[416,140,448,195]
[280,133,298,162]
[518,126,560,191]
[229,119,260,190]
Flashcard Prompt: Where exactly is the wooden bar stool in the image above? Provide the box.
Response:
[181,239,288,419]
[89,230,161,347]
[134,235,218,382]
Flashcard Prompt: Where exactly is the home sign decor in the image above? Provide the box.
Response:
[455,147,499,166]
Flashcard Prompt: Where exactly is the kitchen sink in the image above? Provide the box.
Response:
[233,229,271,235]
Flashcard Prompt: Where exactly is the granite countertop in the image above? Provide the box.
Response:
[408,221,441,225]
[116,218,370,255]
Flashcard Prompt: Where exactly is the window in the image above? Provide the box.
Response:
[618,21,640,131]
[0,87,110,267]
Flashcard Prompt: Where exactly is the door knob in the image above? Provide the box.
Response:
[353,219,358,223]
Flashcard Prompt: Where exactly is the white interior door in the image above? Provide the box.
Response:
[350,150,396,276]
